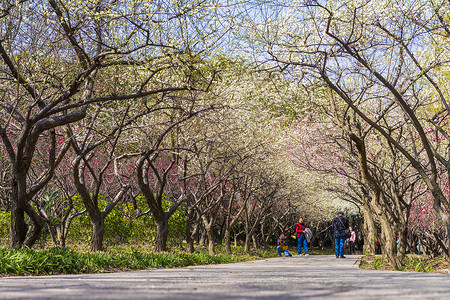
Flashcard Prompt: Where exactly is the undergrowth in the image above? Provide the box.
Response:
[0,245,275,277]
[360,254,448,273]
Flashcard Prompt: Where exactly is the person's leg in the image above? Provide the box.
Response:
[334,238,339,257]
[297,237,302,255]
[277,246,282,256]
[339,238,345,257]
[284,250,292,257]
[298,235,303,254]
[301,235,309,255]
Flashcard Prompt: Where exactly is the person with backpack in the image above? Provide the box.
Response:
[332,211,350,258]
[295,218,309,256]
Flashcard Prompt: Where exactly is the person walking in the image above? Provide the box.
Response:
[295,218,309,256]
[332,212,349,258]
[276,233,292,257]
[346,227,356,255]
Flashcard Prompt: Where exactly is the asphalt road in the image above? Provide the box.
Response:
[1,255,450,299]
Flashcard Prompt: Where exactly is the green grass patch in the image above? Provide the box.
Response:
[360,254,448,273]
[0,245,275,277]
[360,255,389,270]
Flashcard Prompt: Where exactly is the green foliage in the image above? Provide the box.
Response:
[65,195,186,248]
[361,255,436,272]
[163,201,186,247]
[371,256,389,270]
[0,210,10,246]
[103,206,156,245]
[359,256,388,270]
[65,195,92,245]
[402,256,435,273]
[0,246,266,276]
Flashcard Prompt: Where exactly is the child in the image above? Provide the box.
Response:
[346,227,356,254]
[277,233,292,257]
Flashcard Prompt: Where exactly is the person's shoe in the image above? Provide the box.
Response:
[304,254,309,256]
[336,255,339,258]
[278,255,281,257]
[340,255,346,258]
[298,253,303,256]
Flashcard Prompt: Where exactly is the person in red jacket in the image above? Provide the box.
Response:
[296,218,309,256]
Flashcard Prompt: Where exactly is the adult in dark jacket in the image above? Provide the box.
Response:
[332,212,349,258]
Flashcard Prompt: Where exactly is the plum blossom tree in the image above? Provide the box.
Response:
[242,0,450,263]
[0,0,231,248]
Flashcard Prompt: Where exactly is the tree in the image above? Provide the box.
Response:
[0,0,228,248]
[244,0,450,262]
[69,104,135,252]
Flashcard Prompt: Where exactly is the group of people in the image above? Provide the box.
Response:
[295,217,310,256]
[276,213,356,258]
[276,217,309,257]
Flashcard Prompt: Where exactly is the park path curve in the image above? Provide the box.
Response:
[1,255,450,299]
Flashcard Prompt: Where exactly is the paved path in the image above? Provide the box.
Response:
[1,255,450,299]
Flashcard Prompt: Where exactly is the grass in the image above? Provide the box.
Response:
[0,244,276,277]
[360,254,449,273]
[6,244,446,276]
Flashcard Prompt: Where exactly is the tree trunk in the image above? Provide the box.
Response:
[185,218,194,253]
[397,224,408,261]
[46,221,58,247]
[362,203,375,255]
[252,233,257,250]
[206,225,215,255]
[186,238,194,253]
[199,227,206,247]
[444,215,450,260]
[224,198,246,255]
[9,178,27,248]
[187,220,200,253]
[56,224,69,248]
[185,207,194,253]
[201,213,216,255]
[244,233,251,252]
[224,228,232,254]
[10,201,27,247]
[378,212,401,270]
[23,203,45,247]
[154,217,169,252]
[216,221,224,246]
[90,218,105,252]
[350,133,398,269]
[261,224,267,249]
[57,227,67,248]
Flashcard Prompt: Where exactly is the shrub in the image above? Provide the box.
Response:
[0,246,255,276]
[0,210,10,246]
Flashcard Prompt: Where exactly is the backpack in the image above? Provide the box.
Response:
[291,227,297,239]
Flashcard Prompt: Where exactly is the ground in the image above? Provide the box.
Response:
[1,255,450,299]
